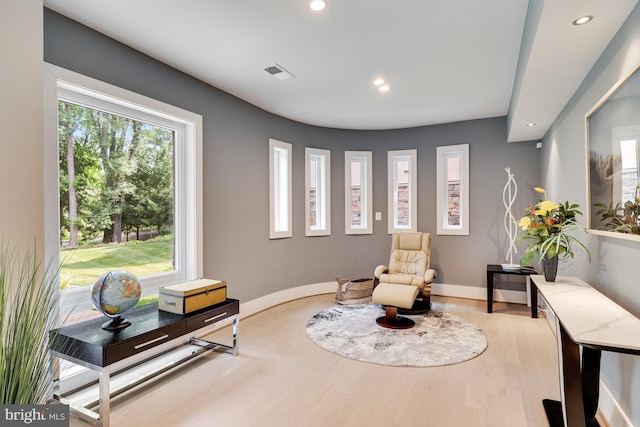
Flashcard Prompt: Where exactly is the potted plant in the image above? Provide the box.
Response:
[0,240,60,404]
[517,188,591,281]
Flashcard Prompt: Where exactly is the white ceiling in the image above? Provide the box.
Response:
[44,0,638,141]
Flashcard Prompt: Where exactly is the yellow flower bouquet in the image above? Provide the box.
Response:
[518,188,591,268]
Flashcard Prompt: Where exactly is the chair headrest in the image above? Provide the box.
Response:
[397,232,423,251]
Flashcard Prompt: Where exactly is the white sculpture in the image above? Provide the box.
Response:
[502,167,519,270]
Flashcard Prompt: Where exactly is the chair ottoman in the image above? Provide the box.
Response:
[372,282,419,329]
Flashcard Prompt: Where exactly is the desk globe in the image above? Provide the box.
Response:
[91,270,142,331]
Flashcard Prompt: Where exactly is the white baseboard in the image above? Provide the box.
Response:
[431,282,528,305]
[599,380,634,427]
[239,281,336,319]
[237,281,529,320]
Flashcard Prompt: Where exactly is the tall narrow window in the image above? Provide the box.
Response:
[388,149,417,233]
[305,148,331,236]
[269,139,292,239]
[44,64,203,315]
[437,144,469,235]
[345,151,372,234]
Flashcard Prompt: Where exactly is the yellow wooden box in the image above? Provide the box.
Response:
[158,279,227,314]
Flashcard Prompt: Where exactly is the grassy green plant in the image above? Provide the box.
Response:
[60,234,173,288]
[0,241,59,404]
[133,294,158,308]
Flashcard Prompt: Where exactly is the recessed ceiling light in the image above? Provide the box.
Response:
[572,15,593,26]
[373,78,385,86]
[310,0,326,11]
[526,122,536,127]
[379,85,390,92]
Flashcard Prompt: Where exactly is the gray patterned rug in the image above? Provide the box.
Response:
[306,304,487,367]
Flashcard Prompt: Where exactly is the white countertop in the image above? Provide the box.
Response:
[531,275,640,354]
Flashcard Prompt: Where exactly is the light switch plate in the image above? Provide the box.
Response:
[375,212,382,221]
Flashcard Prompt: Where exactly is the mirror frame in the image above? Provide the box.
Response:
[585,61,640,242]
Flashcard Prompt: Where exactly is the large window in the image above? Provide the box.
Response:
[345,151,372,234]
[269,139,292,239]
[436,144,469,235]
[305,148,331,236]
[388,149,417,233]
[45,64,203,314]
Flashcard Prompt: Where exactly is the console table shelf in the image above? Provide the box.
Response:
[50,299,239,427]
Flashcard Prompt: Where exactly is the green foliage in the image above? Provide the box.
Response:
[123,127,174,233]
[517,191,591,266]
[60,234,174,289]
[0,241,60,404]
[595,198,640,235]
[58,101,174,246]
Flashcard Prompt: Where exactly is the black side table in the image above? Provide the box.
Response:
[486,264,538,318]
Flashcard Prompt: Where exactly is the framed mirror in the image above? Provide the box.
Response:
[586,62,640,241]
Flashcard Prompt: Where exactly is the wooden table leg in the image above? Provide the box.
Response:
[544,319,600,427]
[530,277,538,318]
[486,270,493,313]
[582,347,602,425]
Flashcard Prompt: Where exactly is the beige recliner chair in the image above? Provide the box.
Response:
[372,232,436,329]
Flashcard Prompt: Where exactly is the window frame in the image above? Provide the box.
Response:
[305,147,331,236]
[44,63,203,315]
[269,138,293,239]
[345,151,373,235]
[436,143,469,235]
[387,149,417,233]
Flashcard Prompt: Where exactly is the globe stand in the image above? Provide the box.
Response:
[101,315,132,331]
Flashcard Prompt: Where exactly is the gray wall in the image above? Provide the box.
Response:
[541,3,640,424]
[44,9,540,303]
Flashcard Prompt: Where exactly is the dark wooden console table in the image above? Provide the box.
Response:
[530,275,640,427]
[486,264,538,317]
[50,299,239,427]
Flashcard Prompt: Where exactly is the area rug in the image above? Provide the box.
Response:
[305,304,487,367]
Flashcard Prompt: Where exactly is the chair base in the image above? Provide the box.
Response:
[376,306,415,329]
[376,315,415,329]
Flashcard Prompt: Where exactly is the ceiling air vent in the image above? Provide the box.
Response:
[264,64,295,81]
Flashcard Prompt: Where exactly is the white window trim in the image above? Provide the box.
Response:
[388,149,417,233]
[44,63,203,315]
[436,144,469,235]
[345,151,372,235]
[305,147,331,236]
[269,139,292,239]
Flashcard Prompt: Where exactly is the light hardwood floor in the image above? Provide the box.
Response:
[69,295,560,427]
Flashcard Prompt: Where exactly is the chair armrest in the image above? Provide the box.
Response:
[374,265,388,279]
[424,268,437,283]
